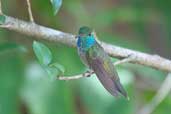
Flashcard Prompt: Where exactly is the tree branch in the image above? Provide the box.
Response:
[57,57,133,81]
[137,73,171,114]
[0,0,2,14]
[0,15,171,72]
[26,0,34,22]
[114,54,134,66]
[57,73,91,81]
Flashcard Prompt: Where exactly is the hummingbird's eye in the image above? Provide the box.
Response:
[88,33,91,36]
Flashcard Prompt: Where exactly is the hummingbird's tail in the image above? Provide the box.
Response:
[114,80,129,99]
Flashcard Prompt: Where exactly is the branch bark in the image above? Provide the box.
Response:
[137,73,171,114]
[0,15,171,72]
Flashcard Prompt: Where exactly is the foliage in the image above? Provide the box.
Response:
[50,0,62,15]
[33,41,52,66]
[33,41,64,79]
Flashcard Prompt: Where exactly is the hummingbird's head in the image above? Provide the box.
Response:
[77,26,96,50]
[78,26,93,37]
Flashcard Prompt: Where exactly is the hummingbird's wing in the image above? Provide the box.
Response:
[86,43,128,98]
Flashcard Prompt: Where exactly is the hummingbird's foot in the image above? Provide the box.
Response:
[83,70,94,77]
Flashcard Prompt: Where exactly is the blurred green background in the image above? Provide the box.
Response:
[0,0,171,114]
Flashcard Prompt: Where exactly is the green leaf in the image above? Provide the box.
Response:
[33,41,52,65]
[0,15,6,24]
[44,63,65,80]
[50,0,62,15]
[50,62,65,75]
[45,66,59,80]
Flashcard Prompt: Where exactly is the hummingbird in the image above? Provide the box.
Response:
[76,26,128,98]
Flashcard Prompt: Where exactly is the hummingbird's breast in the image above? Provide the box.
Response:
[76,37,95,67]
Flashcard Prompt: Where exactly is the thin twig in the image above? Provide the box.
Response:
[57,74,86,80]
[0,15,171,72]
[114,55,134,66]
[57,57,133,81]
[0,0,2,14]
[57,70,94,80]
[26,0,34,22]
[138,73,171,114]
